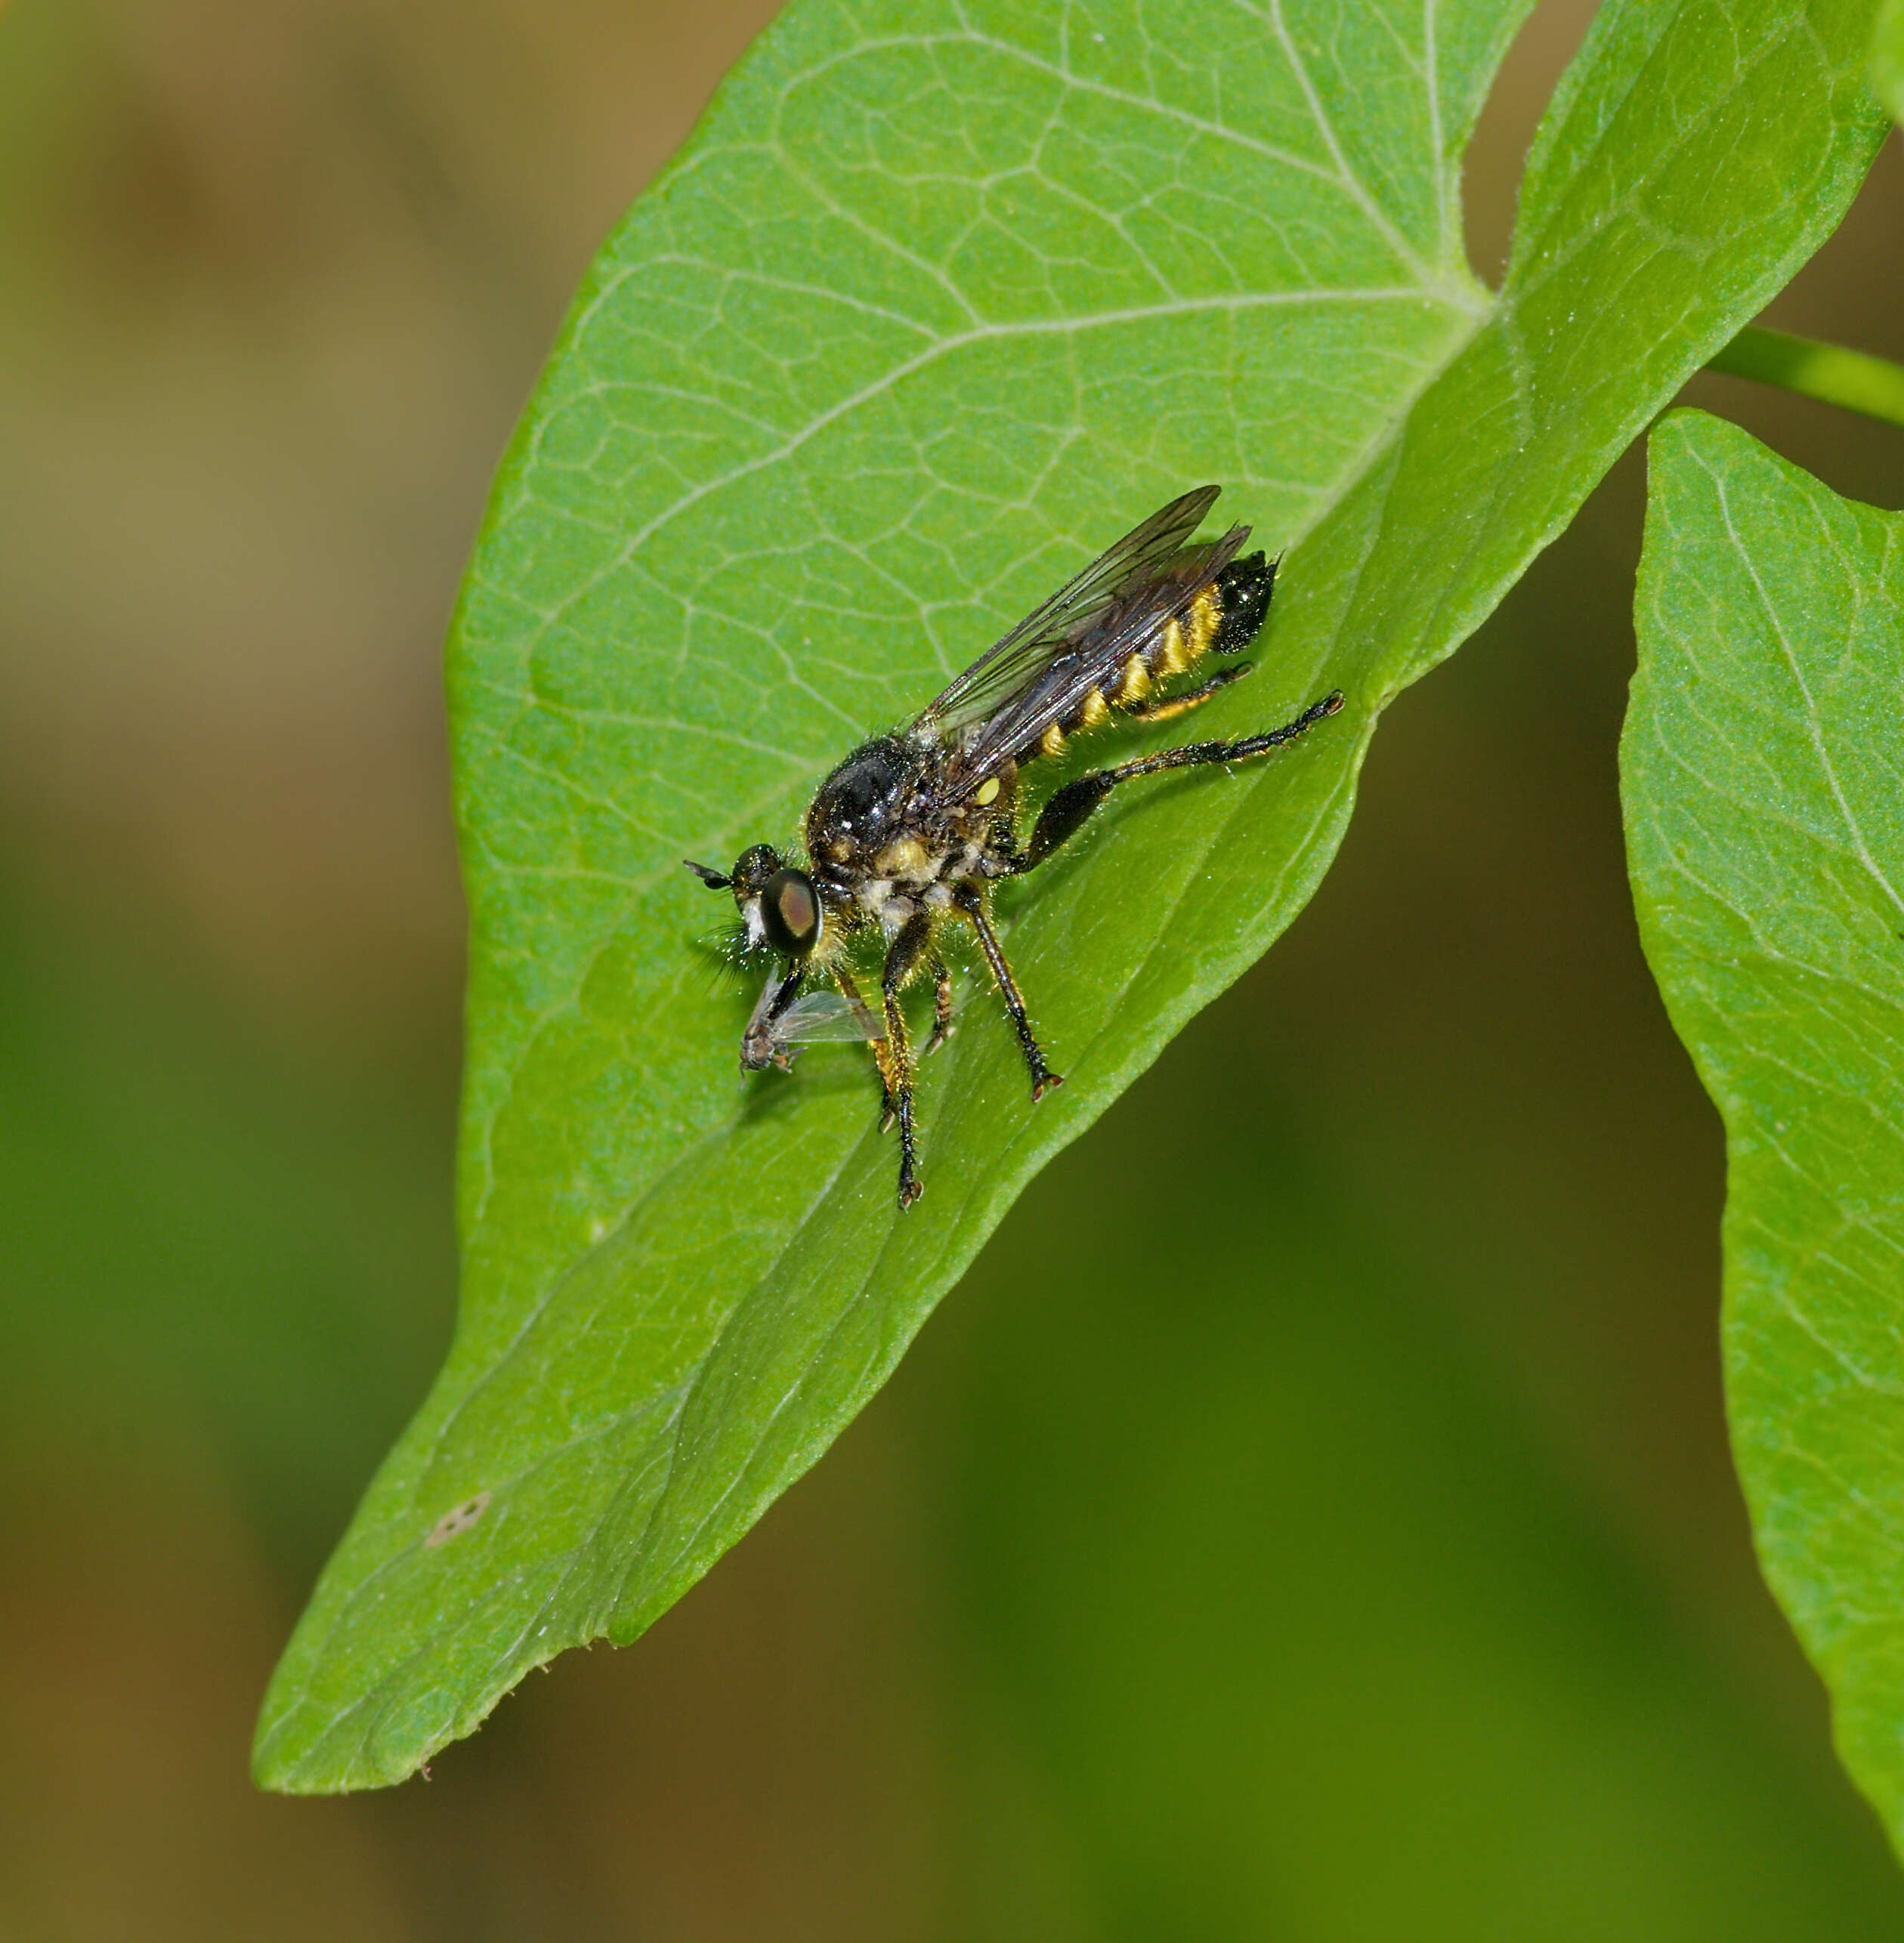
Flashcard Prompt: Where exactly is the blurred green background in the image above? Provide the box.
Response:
[4,0,1904,1934]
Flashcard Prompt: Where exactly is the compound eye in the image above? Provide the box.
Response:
[760,868,823,956]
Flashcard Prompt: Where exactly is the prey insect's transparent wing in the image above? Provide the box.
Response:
[771,990,889,1044]
[914,487,1229,750]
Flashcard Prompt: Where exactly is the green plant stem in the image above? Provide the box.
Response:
[1707,325,1904,430]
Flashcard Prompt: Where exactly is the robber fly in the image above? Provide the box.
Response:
[685,486,1344,1210]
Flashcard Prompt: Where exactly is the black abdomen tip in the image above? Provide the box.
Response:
[1213,550,1275,653]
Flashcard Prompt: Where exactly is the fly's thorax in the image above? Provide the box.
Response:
[871,834,936,884]
[938,751,1018,841]
[805,733,923,866]
[973,755,1019,809]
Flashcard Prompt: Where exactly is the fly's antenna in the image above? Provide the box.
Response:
[684,858,732,889]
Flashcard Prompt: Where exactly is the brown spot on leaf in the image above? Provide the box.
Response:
[424,1491,491,1549]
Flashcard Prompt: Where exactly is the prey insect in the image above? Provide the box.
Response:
[685,485,1344,1210]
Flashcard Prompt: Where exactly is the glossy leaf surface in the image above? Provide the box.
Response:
[257,0,1883,1789]
[1624,410,1904,1855]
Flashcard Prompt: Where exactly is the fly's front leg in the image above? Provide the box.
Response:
[923,956,955,1057]
[952,883,1062,1102]
[834,965,898,1121]
[881,913,935,1209]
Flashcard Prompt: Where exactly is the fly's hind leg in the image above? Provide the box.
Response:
[880,913,936,1209]
[1124,662,1253,726]
[1017,690,1344,871]
[952,884,1062,1102]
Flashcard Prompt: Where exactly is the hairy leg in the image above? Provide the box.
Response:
[952,884,1062,1101]
[880,912,937,1209]
[1018,690,1343,872]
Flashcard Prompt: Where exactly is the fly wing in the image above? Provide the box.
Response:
[937,523,1251,795]
[769,988,889,1044]
[914,487,1228,749]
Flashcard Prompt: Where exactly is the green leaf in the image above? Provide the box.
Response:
[1873,0,1904,122]
[255,0,1883,1791]
[1624,410,1904,1857]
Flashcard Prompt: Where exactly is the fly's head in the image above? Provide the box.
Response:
[683,842,827,1071]
[684,842,824,958]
